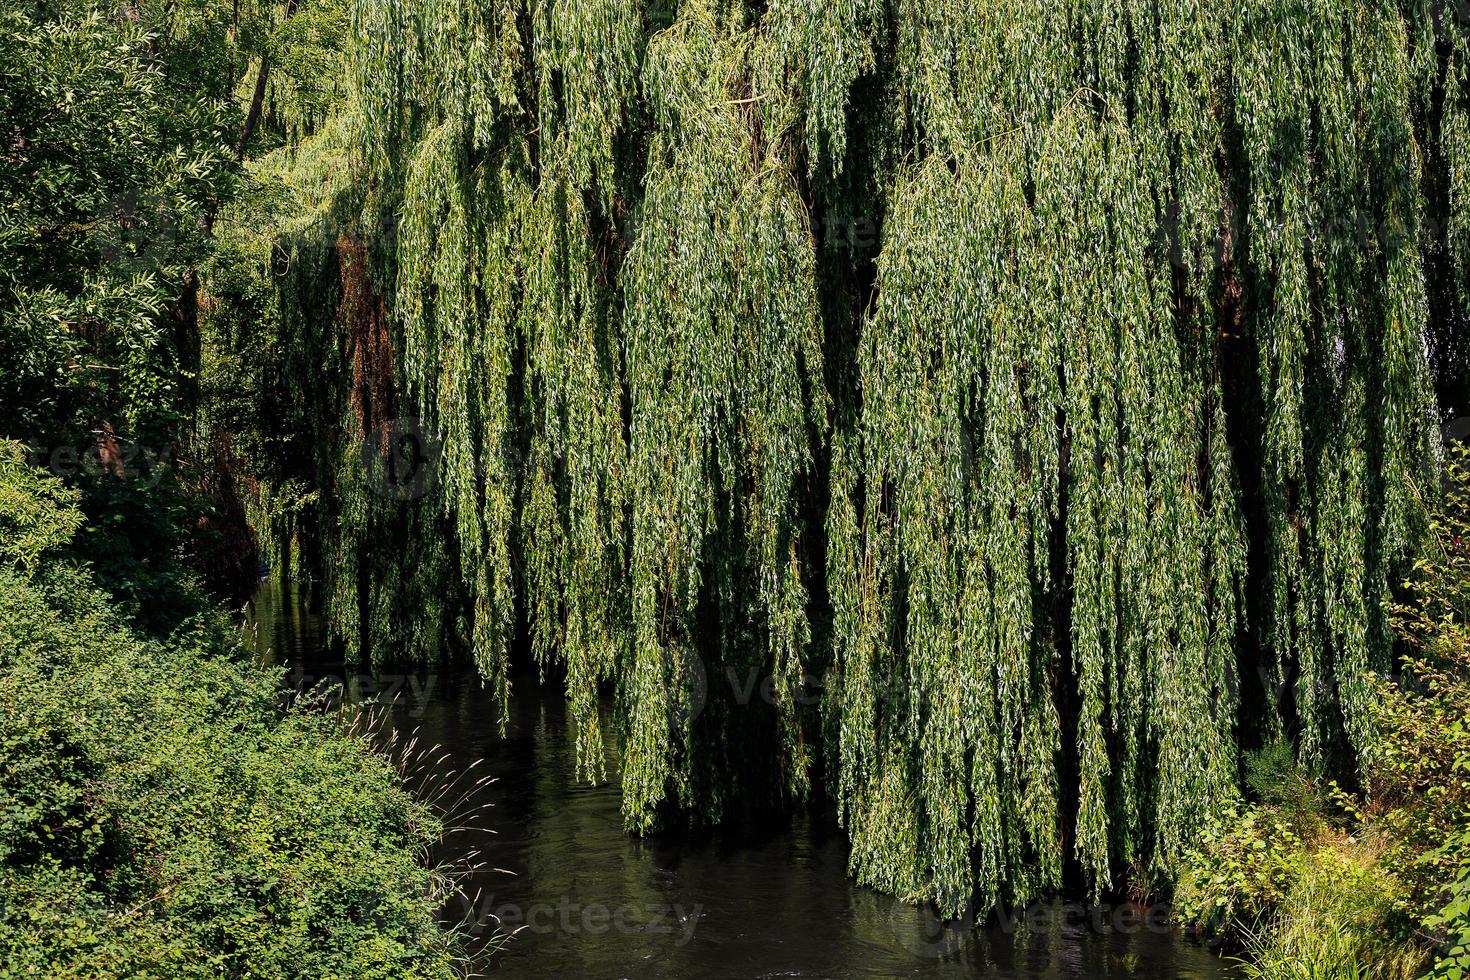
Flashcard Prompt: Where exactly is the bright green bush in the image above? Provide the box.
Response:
[0,442,83,573]
[1174,794,1424,980]
[1426,861,1470,980]
[0,453,460,977]
[1172,799,1305,934]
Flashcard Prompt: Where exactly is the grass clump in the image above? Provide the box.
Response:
[1175,745,1427,980]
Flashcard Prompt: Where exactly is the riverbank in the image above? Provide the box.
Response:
[1171,451,1470,979]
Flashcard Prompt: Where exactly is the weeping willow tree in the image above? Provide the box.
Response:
[828,108,1246,910]
[619,10,829,825]
[1232,0,1438,766]
[1412,0,1470,407]
[347,0,832,827]
[822,0,1442,911]
[206,0,1470,916]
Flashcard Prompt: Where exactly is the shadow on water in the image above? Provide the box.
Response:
[246,579,1238,980]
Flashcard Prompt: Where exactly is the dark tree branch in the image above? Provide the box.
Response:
[234,0,299,161]
[235,50,272,159]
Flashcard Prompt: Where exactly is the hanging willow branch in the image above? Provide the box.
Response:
[220,0,1463,916]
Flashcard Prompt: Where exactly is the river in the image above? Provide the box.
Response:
[246,579,1237,979]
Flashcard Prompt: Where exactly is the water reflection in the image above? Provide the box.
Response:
[247,580,1235,979]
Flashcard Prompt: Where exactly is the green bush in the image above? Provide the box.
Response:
[0,451,460,977]
[1244,740,1329,828]
[1173,800,1305,934]
[1174,796,1424,980]
[0,443,84,573]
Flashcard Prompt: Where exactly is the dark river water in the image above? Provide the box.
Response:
[246,580,1237,980]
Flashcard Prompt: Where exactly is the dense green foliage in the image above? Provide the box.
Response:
[0,0,231,445]
[6,0,1470,968]
[1377,449,1470,978]
[0,0,301,601]
[0,3,468,974]
[1174,763,1427,979]
[0,445,459,978]
[201,0,1470,916]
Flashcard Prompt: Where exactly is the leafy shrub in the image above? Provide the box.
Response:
[1244,740,1329,828]
[1173,801,1304,933]
[0,455,460,977]
[1174,729,1422,977]
[1175,798,1424,980]
[0,442,83,573]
